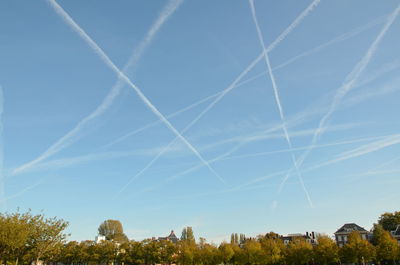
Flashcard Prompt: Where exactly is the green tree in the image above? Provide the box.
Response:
[125,241,144,265]
[27,214,69,265]
[340,231,375,265]
[237,239,264,265]
[180,227,195,244]
[231,233,239,245]
[98,219,128,243]
[230,243,242,265]
[239,234,246,245]
[142,240,161,265]
[177,240,195,265]
[99,240,118,265]
[258,234,285,265]
[312,235,339,265]
[285,238,313,265]
[159,240,177,265]
[197,243,220,265]
[375,229,398,265]
[263,232,280,240]
[0,212,31,265]
[378,211,400,232]
[60,241,81,265]
[372,224,386,245]
[218,243,234,264]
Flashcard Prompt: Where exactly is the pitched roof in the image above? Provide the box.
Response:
[168,230,178,239]
[158,230,179,243]
[335,223,367,234]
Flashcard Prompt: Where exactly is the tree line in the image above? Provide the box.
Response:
[0,211,399,265]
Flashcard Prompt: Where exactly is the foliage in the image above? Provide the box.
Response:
[313,235,339,265]
[378,211,400,231]
[284,237,313,265]
[258,233,285,265]
[3,209,400,265]
[339,231,375,264]
[374,226,399,263]
[0,211,68,265]
[180,226,195,244]
[98,219,128,243]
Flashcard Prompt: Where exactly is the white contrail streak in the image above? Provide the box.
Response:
[313,5,400,144]
[248,0,316,207]
[104,13,383,150]
[311,4,400,157]
[0,180,44,204]
[115,52,264,195]
[273,14,386,71]
[14,62,395,178]
[168,68,400,179]
[237,133,400,192]
[113,133,400,201]
[277,3,400,195]
[123,0,184,72]
[222,134,390,161]
[265,0,321,53]
[11,0,183,176]
[0,85,5,211]
[102,71,262,150]
[116,0,324,193]
[165,124,371,182]
[307,134,400,170]
[44,0,226,184]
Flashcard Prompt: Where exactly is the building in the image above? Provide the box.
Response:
[95,235,106,243]
[281,232,318,245]
[334,223,370,247]
[158,230,179,243]
[391,225,400,245]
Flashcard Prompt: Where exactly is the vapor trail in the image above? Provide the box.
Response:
[45,0,226,183]
[273,14,386,71]
[265,0,321,53]
[104,13,381,150]
[277,3,400,196]
[308,134,400,170]
[165,122,366,182]
[115,52,265,195]
[17,59,394,178]
[102,71,264,150]
[312,4,400,144]
[123,0,184,72]
[248,0,316,207]
[11,0,183,176]
[102,68,270,150]
[116,0,324,194]
[222,134,389,161]
[166,121,287,182]
[0,179,44,204]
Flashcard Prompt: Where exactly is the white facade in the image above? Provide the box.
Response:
[95,235,106,243]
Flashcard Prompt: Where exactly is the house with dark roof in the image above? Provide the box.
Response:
[334,223,370,247]
[390,225,400,245]
[158,230,179,243]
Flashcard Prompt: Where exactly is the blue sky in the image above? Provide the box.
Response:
[1,0,400,243]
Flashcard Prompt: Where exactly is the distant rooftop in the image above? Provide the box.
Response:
[335,223,367,234]
[158,230,179,243]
